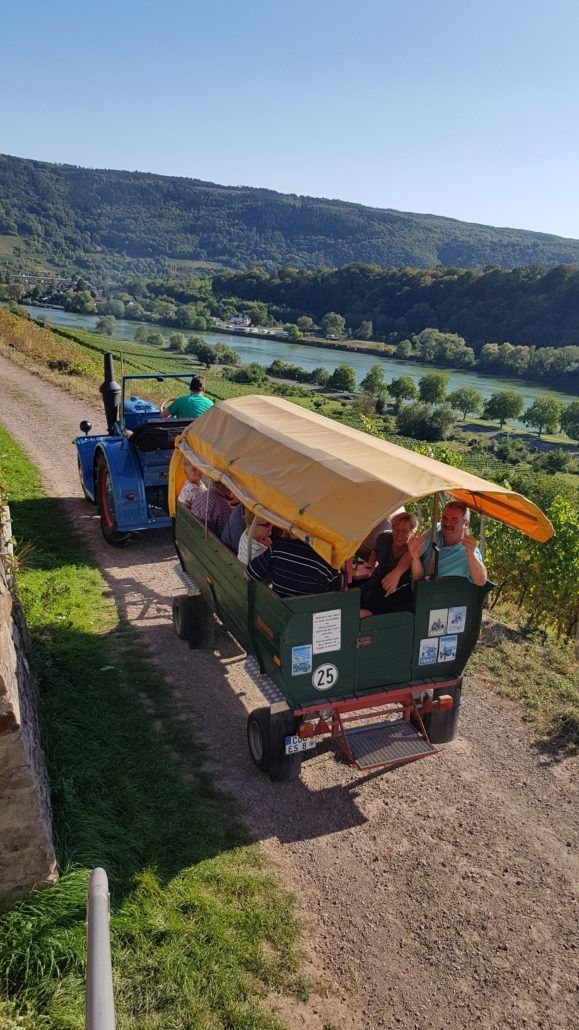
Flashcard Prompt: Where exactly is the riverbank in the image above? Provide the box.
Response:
[15,303,579,416]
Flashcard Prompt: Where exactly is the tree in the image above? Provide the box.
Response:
[134,325,149,343]
[227,362,267,384]
[360,364,385,395]
[523,395,562,437]
[483,390,524,428]
[561,400,579,441]
[96,315,115,336]
[397,402,457,442]
[310,366,330,386]
[388,376,417,410]
[396,339,413,359]
[68,290,97,314]
[187,334,206,356]
[356,320,373,340]
[147,332,165,347]
[327,364,357,392]
[169,332,186,352]
[285,324,302,342]
[418,371,448,405]
[448,387,483,420]
[196,342,216,367]
[297,316,316,335]
[213,343,241,365]
[321,312,346,339]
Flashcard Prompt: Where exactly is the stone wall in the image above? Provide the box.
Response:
[0,505,57,903]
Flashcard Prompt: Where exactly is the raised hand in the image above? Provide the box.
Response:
[462,531,478,553]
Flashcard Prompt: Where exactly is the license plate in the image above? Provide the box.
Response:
[285,734,316,755]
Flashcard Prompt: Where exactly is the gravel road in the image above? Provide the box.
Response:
[1,353,577,1030]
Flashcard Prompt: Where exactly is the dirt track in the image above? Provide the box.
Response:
[1,354,577,1030]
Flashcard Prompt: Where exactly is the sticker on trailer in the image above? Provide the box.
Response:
[312,609,341,654]
[312,663,339,691]
[448,606,467,633]
[438,634,458,662]
[291,644,312,676]
[428,608,448,636]
[418,637,439,666]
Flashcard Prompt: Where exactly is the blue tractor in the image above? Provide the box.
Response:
[75,353,195,544]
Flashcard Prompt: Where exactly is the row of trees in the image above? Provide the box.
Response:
[395,330,579,385]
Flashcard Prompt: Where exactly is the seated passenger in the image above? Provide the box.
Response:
[177,460,206,511]
[360,512,419,616]
[357,506,407,561]
[221,502,245,553]
[409,501,487,586]
[245,531,341,598]
[237,511,273,564]
[188,479,233,536]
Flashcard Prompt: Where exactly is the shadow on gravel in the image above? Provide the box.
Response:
[532,720,579,765]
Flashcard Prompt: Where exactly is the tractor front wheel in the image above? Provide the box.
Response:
[97,460,131,546]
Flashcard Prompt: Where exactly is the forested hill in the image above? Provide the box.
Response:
[2,153,579,274]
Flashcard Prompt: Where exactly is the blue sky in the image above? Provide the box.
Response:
[2,0,578,237]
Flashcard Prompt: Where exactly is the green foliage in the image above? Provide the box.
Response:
[95,315,115,336]
[133,325,148,343]
[388,375,417,409]
[561,400,579,441]
[6,154,579,279]
[397,401,456,441]
[225,362,268,384]
[327,364,356,392]
[448,386,483,419]
[168,331,186,352]
[359,364,385,395]
[0,427,302,1026]
[321,312,346,339]
[523,394,562,436]
[485,476,579,639]
[418,371,449,405]
[146,331,164,347]
[483,390,524,427]
[356,319,373,340]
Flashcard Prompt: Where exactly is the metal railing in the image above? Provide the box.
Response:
[85,868,116,1030]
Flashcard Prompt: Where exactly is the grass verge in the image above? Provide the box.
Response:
[469,605,578,757]
[0,425,303,1028]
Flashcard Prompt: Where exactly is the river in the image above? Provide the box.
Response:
[22,304,578,417]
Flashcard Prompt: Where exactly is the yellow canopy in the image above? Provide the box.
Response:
[169,395,553,567]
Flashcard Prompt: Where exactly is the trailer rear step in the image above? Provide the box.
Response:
[344,719,437,770]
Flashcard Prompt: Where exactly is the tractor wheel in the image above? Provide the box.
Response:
[97,460,131,546]
[77,454,96,504]
[247,707,302,782]
[172,594,215,648]
[422,681,462,744]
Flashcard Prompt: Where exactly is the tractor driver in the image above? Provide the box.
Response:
[160,376,213,420]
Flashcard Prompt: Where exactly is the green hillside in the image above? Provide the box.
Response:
[2,153,579,275]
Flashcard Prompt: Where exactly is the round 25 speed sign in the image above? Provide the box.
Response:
[312,663,338,691]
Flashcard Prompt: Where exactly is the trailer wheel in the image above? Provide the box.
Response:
[77,454,96,504]
[423,681,462,744]
[247,708,271,771]
[97,460,131,546]
[247,707,302,782]
[172,594,215,648]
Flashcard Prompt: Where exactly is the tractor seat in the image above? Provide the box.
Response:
[129,419,191,452]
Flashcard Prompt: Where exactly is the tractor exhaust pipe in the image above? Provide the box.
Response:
[99,353,121,433]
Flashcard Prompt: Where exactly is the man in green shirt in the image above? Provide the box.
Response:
[160,376,214,419]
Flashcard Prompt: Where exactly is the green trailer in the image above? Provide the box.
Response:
[169,396,553,781]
